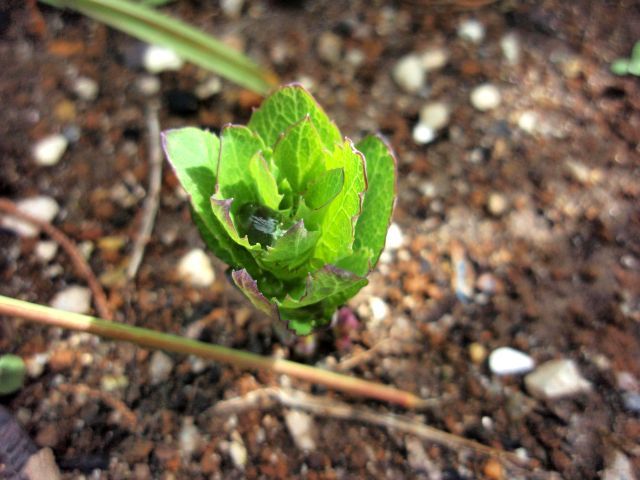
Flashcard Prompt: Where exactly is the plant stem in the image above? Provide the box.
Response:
[0,295,426,409]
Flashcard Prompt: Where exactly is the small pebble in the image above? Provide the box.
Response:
[317,31,342,64]
[469,343,488,365]
[143,45,184,73]
[178,248,215,287]
[421,47,448,71]
[483,458,504,480]
[179,417,202,458]
[72,76,99,101]
[489,347,535,376]
[458,19,485,43]
[602,450,635,480]
[517,111,538,134]
[2,196,60,239]
[136,75,161,96]
[148,351,174,385]
[385,223,404,250]
[228,432,247,469]
[622,392,640,413]
[392,54,425,94]
[221,0,244,18]
[194,77,222,100]
[487,192,509,216]
[369,296,390,322]
[50,286,92,314]
[33,134,68,166]
[412,123,436,145]
[470,84,501,111]
[476,273,498,295]
[419,101,450,131]
[525,359,592,399]
[500,32,520,65]
[35,241,58,263]
[284,410,316,451]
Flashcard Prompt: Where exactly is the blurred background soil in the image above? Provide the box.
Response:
[1,1,639,478]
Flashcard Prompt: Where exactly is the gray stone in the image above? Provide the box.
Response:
[1,196,60,238]
[470,84,501,111]
[178,248,215,287]
[525,359,592,399]
[317,31,343,64]
[419,101,450,131]
[284,410,316,451]
[72,76,99,101]
[148,351,174,385]
[392,54,425,94]
[50,286,92,314]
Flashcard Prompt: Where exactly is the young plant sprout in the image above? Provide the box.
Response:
[163,84,397,335]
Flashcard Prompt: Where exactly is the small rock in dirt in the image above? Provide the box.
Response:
[489,347,535,375]
[392,54,425,94]
[405,437,441,477]
[419,101,450,131]
[500,32,520,65]
[166,89,199,116]
[284,410,316,451]
[317,31,342,64]
[228,432,247,469]
[469,342,488,365]
[143,45,183,73]
[35,240,58,263]
[195,76,222,100]
[72,76,99,101]
[483,458,504,480]
[470,84,501,111]
[369,296,390,322]
[33,134,68,166]
[476,272,498,295]
[220,0,244,18]
[178,248,215,287]
[50,286,91,314]
[1,196,60,237]
[602,450,636,480]
[458,19,485,43]
[517,110,539,134]
[622,392,640,414]
[421,47,448,72]
[25,353,49,378]
[412,123,436,145]
[525,359,592,399]
[148,351,174,385]
[179,417,202,458]
[487,192,509,216]
[136,75,161,96]
[385,223,404,250]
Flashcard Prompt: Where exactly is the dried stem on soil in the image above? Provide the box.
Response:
[0,295,426,409]
[0,198,112,321]
[126,101,163,280]
[208,387,532,470]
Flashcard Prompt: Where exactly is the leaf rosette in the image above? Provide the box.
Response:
[162,84,396,335]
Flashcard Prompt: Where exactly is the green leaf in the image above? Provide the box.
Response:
[215,125,266,203]
[248,84,341,149]
[162,128,258,269]
[611,58,630,75]
[0,354,26,395]
[271,116,327,194]
[305,168,344,210]
[628,58,640,76]
[231,269,279,319]
[249,152,282,211]
[276,265,367,310]
[351,135,397,274]
[39,0,276,94]
[311,139,367,265]
[257,221,320,277]
[632,41,640,61]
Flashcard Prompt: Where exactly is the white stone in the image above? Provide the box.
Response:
[317,31,342,64]
[518,111,538,134]
[419,101,450,131]
[284,410,316,451]
[421,48,448,72]
[470,83,501,111]
[487,192,508,216]
[385,223,404,250]
[458,19,485,43]
[221,0,244,18]
[392,54,425,94]
[179,417,202,457]
[1,196,59,238]
[489,347,535,375]
[229,433,247,469]
[143,45,184,73]
[148,351,174,385]
[195,76,222,99]
[136,75,161,96]
[35,241,59,263]
[412,123,436,145]
[602,450,636,480]
[72,76,99,101]
[369,296,390,322]
[525,359,592,399]
[33,134,68,166]
[178,248,215,287]
[500,32,520,65]
[50,286,92,314]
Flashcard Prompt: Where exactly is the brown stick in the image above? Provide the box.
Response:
[0,198,112,320]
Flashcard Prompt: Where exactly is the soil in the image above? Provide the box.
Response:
[1,1,640,479]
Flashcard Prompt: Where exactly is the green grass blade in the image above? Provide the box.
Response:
[39,0,277,94]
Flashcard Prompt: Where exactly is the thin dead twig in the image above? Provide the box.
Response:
[208,387,530,469]
[335,338,393,372]
[0,198,112,320]
[127,101,163,280]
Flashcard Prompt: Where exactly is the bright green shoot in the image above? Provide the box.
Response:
[611,41,640,76]
[163,84,397,335]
